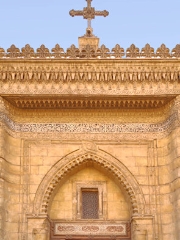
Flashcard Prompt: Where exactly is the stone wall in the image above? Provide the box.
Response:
[1,58,180,240]
[1,129,180,239]
[0,128,21,240]
[157,128,180,240]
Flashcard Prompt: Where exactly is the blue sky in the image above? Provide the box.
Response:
[0,0,180,51]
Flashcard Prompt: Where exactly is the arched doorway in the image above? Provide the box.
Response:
[49,164,131,239]
[32,150,147,240]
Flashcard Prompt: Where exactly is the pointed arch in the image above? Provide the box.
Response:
[33,149,146,216]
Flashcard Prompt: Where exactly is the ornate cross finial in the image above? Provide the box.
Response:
[69,0,109,37]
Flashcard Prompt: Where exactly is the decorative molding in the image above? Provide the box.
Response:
[33,150,145,216]
[0,60,180,96]
[0,63,180,83]
[20,140,31,240]
[1,96,176,125]
[54,222,127,236]
[0,103,175,125]
[0,43,180,59]
[1,96,180,141]
[0,111,178,134]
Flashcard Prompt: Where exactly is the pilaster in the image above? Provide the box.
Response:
[27,215,49,240]
[131,217,153,240]
[0,121,5,238]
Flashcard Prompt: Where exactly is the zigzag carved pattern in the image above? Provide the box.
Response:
[41,153,141,215]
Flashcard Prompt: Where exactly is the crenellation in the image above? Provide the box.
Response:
[0,43,180,59]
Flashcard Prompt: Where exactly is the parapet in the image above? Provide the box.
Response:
[0,43,180,59]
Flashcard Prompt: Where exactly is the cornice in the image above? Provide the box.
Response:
[0,97,175,124]
[0,58,180,63]
[3,96,174,110]
[1,96,180,140]
[1,58,180,65]
[0,60,180,96]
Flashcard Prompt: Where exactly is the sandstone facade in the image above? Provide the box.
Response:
[0,48,180,240]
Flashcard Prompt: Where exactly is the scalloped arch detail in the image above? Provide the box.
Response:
[33,150,145,216]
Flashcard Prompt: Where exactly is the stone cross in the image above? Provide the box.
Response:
[69,0,109,36]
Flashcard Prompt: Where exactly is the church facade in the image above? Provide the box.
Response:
[0,2,180,240]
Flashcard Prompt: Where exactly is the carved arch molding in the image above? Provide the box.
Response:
[33,149,146,217]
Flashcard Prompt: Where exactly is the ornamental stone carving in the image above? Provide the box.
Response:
[172,44,180,58]
[111,44,125,58]
[141,44,155,58]
[1,2,179,240]
[156,44,170,58]
[21,44,35,58]
[51,44,65,58]
[7,44,20,58]
[0,47,5,58]
[36,45,50,58]
[0,43,180,59]
[126,44,140,58]
[33,150,145,217]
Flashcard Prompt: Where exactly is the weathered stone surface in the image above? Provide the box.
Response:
[0,39,180,240]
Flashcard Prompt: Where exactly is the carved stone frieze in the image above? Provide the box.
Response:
[0,111,178,135]
[1,94,180,141]
[0,59,180,96]
[53,222,128,236]
[0,125,173,141]
[3,96,174,109]
[0,61,180,82]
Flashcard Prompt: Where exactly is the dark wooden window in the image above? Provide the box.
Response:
[82,188,99,219]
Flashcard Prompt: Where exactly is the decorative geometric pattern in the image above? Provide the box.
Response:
[54,222,127,235]
[0,112,178,134]
[82,190,99,219]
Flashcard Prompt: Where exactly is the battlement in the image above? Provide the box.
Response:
[0,43,180,59]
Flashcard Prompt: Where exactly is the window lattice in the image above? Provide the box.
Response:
[82,190,99,219]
